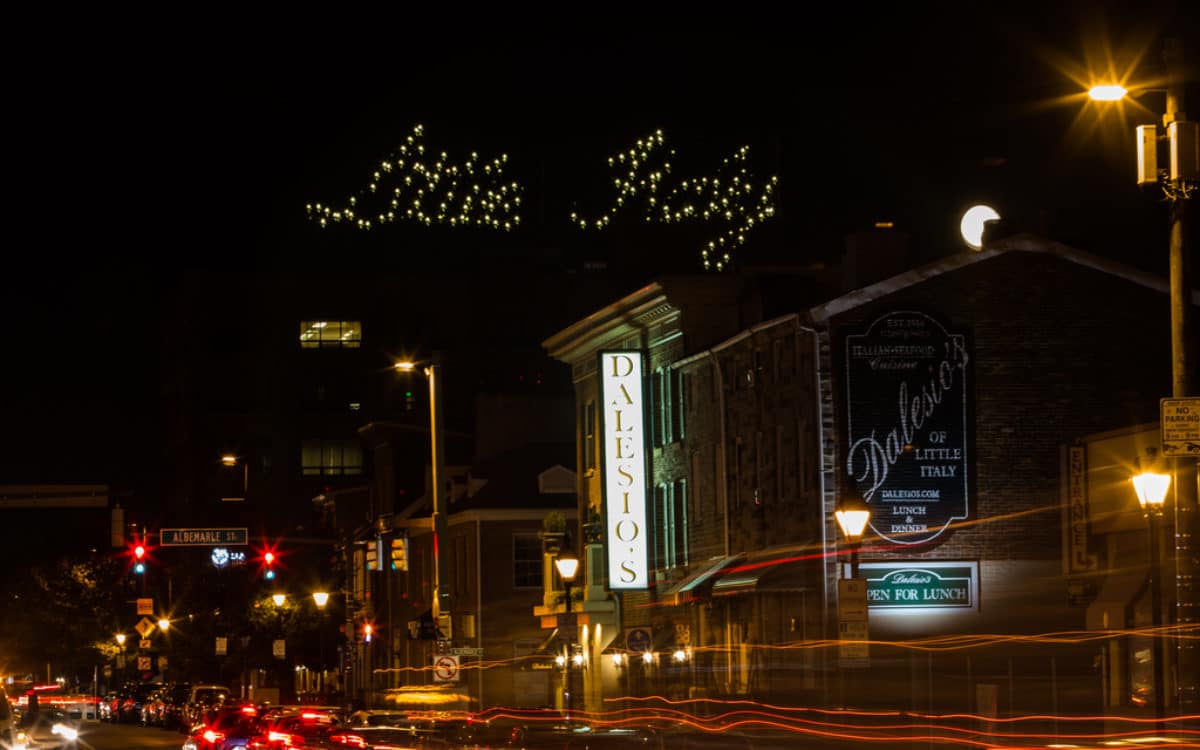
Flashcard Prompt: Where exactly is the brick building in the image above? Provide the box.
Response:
[542,233,1194,715]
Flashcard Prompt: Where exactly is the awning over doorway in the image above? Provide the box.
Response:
[1085,567,1148,630]
[660,555,744,605]
[711,544,819,597]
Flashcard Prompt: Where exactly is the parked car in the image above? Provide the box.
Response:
[184,684,233,730]
[159,682,193,729]
[16,706,82,749]
[0,686,17,748]
[118,682,159,724]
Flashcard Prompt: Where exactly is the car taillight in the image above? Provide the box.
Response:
[268,730,290,742]
[203,728,225,743]
[328,733,367,747]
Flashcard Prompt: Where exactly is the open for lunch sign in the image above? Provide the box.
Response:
[844,310,972,546]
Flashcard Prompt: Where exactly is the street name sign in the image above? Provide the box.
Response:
[450,647,483,657]
[160,527,249,546]
[1161,397,1200,456]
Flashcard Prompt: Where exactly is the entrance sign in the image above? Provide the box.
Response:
[844,310,972,545]
[837,579,868,621]
[1161,397,1200,456]
[625,627,652,652]
[160,528,249,546]
[599,351,649,589]
[861,561,979,612]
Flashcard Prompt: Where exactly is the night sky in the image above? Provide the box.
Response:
[2,4,1197,551]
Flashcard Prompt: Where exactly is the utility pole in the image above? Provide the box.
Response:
[1163,36,1197,714]
[428,352,450,627]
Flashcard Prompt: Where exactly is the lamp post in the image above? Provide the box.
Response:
[1090,36,1197,711]
[1133,470,1171,730]
[395,353,450,626]
[555,549,580,720]
[834,493,872,580]
[219,454,248,501]
[114,633,127,687]
[833,491,871,709]
[312,591,329,701]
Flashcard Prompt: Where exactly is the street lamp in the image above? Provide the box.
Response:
[1089,36,1197,712]
[313,591,329,701]
[1133,469,1171,728]
[219,454,248,501]
[554,549,580,720]
[272,593,287,607]
[395,353,450,624]
[834,492,871,579]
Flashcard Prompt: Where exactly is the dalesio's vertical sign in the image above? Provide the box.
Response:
[600,351,649,589]
[844,311,972,546]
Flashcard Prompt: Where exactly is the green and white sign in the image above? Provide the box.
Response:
[861,561,978,611]
[160,527,248,546]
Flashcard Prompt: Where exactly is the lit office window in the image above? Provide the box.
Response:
[301,439,363,475]
[299,320,362,349]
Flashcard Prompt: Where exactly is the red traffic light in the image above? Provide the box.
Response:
[264,551,276,565]
[134,544,146,560]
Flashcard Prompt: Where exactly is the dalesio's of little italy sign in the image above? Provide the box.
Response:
[843,310,972,546]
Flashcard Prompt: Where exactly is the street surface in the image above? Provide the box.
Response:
[76,722,185,749]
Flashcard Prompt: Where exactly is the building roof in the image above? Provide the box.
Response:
[807,233,1198,324]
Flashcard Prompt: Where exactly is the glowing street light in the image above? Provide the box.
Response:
[272,593,287,607]
[1134,469,1171,729]
[834,491,872,579]
[395,353,450,624]
[312,591,329,609]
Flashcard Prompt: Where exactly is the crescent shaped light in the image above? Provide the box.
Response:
[960,205,1001,250]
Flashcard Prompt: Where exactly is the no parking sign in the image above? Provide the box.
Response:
[432,654,460,682]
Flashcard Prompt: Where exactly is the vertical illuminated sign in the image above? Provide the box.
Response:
[599,351,649,589]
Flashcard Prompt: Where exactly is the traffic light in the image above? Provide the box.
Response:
[253,540,283,580]
[390,537,408,571]
[365,539,379,571]
[363,622,373,643]
[133,544,146,574]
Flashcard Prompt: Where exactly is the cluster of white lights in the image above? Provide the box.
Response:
[569,129,779,271]
[306,124,523,232]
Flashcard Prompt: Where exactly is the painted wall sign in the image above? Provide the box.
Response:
[844,310,971,545]
[1065,445,1097,573]
[600,351,649,589]
[861,561,979,611]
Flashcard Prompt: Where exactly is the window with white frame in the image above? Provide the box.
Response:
[582,400,596,473]
[652,367,687,447]
[513,533,543,588]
